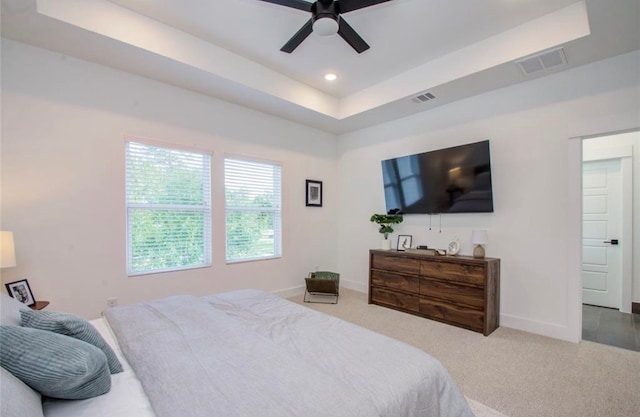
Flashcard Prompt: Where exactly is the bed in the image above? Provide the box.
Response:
[2,290,475,417]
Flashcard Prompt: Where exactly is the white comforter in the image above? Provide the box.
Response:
[102,290,473,417]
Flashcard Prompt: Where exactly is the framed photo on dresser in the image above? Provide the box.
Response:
[397,235,412,251]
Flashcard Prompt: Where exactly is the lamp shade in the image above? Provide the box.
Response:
[0,231,17,268]
[471,229,488,246]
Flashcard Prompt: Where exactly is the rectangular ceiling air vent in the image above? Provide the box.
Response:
[516,47,567,75]
[411,92,436,104]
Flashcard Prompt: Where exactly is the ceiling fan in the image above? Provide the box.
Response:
[258,0,392,53]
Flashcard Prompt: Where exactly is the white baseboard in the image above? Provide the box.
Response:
[339,279,368,294]
[273,279,368,300]
[273,285,305,299]
[500,313,578,343]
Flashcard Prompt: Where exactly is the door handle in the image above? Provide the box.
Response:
[603,239,619,245]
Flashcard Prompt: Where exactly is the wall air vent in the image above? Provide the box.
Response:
[516,47,567,75]
[411,92,436,104]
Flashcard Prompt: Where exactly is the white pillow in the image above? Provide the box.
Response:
[0,292,29,326]
[1,366,44,417]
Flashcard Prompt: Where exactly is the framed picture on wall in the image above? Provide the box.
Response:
[397,235,412,251]
[5,279,35,307]
[306,180,323,207]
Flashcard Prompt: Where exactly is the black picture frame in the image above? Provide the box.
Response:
[397,235,413,251]
[306,180,323,207]
[5,279,35,307]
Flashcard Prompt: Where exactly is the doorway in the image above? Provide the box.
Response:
[582,304,640,351]
[581,132,636,350]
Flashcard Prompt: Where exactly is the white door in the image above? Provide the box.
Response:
[582,159,622,309]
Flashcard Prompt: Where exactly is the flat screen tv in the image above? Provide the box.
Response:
[381,140,494,214]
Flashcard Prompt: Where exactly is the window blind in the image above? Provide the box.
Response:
[224,157,282,262]
[126,141,212,275]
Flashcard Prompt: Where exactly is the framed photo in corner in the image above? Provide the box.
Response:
[306,180,323,207]
[5,279,35,307]
[397,235,412,251]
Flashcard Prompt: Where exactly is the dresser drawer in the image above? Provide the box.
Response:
[372,254,420,275]
[371,270,419,293]
[419,278,484,309]
[420,260,485,286]
[371,287,419,313]
[419,298,484,332]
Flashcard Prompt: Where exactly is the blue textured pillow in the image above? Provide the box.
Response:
[21,310,123,374]
[0,326,111,400]
[1,366,44,417]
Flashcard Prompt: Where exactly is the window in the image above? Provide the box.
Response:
[224,157,282,262]
[125,140,211,275]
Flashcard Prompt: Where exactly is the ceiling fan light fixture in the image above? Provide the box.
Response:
[313,17,339,36]
[263,0,388,53]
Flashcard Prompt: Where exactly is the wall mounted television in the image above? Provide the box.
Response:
[381,140,494,214]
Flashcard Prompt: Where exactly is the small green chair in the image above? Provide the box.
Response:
[304,271,340,304]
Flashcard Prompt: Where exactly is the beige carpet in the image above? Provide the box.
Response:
[467,398,508,417]
[292,289,640,417]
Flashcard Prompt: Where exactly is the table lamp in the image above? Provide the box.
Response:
[1,231,17,268]
[471,229,488,259]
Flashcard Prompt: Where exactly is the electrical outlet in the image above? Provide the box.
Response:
[107,297,117,308]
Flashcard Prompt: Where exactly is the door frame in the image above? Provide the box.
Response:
[567,129,637,343]
[582,144,633,313]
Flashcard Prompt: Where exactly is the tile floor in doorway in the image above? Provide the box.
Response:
[582,304,640,351]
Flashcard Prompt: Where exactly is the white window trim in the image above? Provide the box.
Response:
[125,136,213,276]
[224,155,283,264]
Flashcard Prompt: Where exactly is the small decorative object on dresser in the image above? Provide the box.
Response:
[471,229,488,258]
[407,247,437,256]
[447,239,461,255]
[397,235,412,251]
[5,279,36,307]
[370,212,403,250]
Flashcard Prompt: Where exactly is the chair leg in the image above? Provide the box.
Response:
[304,290,338,304]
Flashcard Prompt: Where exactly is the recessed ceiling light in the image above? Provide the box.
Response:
[324,73,337,81]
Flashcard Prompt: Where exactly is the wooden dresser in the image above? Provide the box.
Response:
[368,250,500,336]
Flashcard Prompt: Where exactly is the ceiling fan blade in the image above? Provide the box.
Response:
[338,0,391,14]
[257,0,312,12]
[281,19,314,53]
[337,18,370,53]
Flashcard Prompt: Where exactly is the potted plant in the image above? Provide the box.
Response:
[370,213,403,250]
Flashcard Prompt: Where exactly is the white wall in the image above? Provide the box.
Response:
[2,36,639,343]
[336,50,640,342]
[0,39,338,319]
